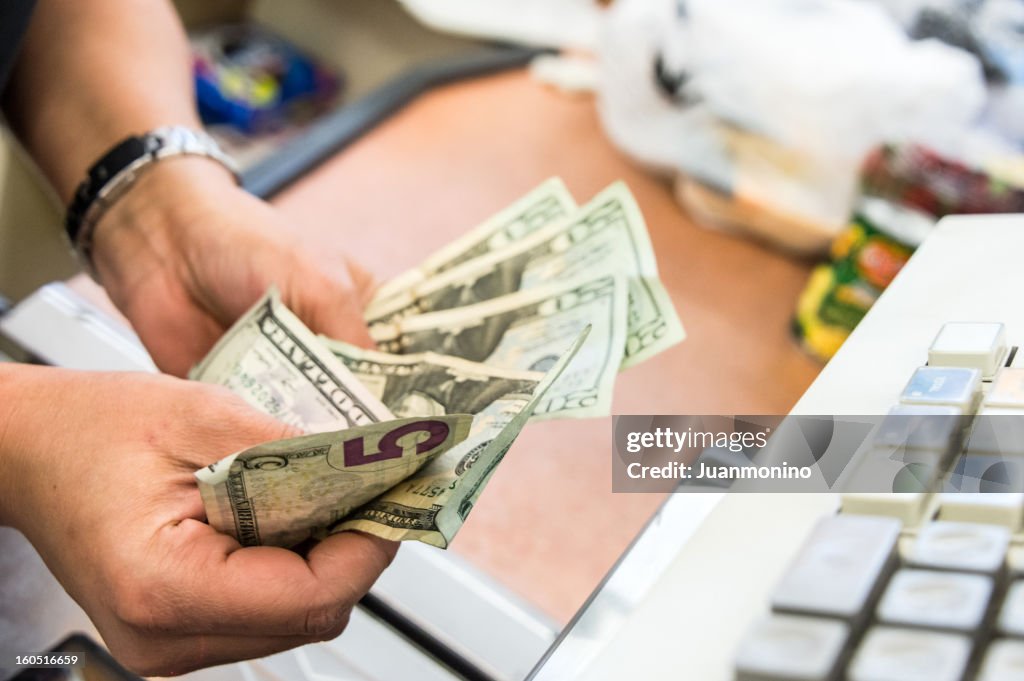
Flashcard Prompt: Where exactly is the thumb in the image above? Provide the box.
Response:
[287,270,375,350]
[177,388,306,471]
[343,257,379,307]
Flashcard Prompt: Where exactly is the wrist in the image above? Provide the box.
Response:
[90,155,239,299]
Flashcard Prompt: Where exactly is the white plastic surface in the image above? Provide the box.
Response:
[0,283,157,372]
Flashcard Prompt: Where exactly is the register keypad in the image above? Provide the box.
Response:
[734,322,1024,680]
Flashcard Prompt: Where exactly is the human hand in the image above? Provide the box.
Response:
[0,365,397,675]
[89,157,376,377]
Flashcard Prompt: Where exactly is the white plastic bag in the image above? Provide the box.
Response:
[598,0,987,251]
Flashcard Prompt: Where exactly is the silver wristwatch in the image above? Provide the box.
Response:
[66,125,239,278]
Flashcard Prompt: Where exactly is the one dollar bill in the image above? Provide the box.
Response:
[370,274,626,419]
[321,338,545,428]
[366,182,684,368]
[190,288,393,432]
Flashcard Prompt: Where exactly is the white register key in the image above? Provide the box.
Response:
[929,322,1007,378]
[998,580,1024,637]
[977,640,1024,681]
[771,515,900,621]
[734,614,848,681]
[842,493,931,526]
[938,492,1024,530]
[877,569,993,632]
[907,521,1010,574]
[839,448,940,525]
[900,367,981,411]
[848,627,971,681]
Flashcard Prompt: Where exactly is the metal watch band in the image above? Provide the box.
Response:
[65,126,239,278]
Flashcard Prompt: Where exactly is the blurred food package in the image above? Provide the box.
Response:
[794,144,1024,361]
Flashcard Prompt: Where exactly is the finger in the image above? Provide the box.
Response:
[342,257,379,307]
[166,387,302,472]
[162,520,395,637]
[287,271,375,349]
[306,530,399,603]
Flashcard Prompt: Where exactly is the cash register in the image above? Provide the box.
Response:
[529,213,1024,681]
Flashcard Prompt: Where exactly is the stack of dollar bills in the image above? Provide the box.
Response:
[190,178,684,549]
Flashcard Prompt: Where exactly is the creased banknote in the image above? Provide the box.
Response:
[190,288,393,432]
[196,415,473,547]
[333,327,590,547]
[371,274,626,419]
[321,338,545,425]
[369,177,576,305]
[366,182,684,368]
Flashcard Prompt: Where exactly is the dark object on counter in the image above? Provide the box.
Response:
[192,23,342,135]
[911,8,1006,82]
[861,144,1024,217]
[795,143,1024,361]
[240,44,549,198]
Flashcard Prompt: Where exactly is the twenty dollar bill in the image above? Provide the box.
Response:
[322,338,545,424]
[370,177,576,304]
[366,182,684,368]
[371,274,626,419]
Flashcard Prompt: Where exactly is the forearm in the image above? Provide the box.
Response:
[1,0,241,313]
[3,0,201,203]
[0,363,57,529]
[0,364,21,527]
[1,2,374,376]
